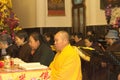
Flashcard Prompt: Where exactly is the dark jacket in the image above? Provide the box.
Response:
[18,42,31,62]
[106,40,120,52]
[103,40,120,80]
[74,40,85,47]
[6,44,19,58]
[0,44,19,60]
[29,43,54,66]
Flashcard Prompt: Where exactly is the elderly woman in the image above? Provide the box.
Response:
[28,32,54,66]
[0,34,19,59]
[0,34,12,58]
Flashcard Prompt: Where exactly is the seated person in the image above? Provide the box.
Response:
[49,31,82,80]
[14,30,31,62]
[84,36,104,54]
[28,32,54,66]
[82,36,108,80]
[43,32,56,52]
[43,32,54,45]
[105,29,120,80]
[0,34,19,59]
[6,43,19,58]
[69,33,75,45]
[105,30,120,52]
[86,30,95,37]
[74,32,85,47]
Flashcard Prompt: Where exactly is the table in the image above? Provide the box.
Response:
[0,68,51,80]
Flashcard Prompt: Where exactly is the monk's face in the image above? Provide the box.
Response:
[54,33,65,52]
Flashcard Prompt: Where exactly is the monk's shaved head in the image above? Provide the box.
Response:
[56,31,69,42]
[54,31,70,52]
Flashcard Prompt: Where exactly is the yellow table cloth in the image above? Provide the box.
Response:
[0,68,51,80]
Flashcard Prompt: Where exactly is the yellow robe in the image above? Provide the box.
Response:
[49,44,82,80]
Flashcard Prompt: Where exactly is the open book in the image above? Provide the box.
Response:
[13,58,48,70]
[19,62,48,70]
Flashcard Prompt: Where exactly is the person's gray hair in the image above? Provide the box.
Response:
[0,34,13,45]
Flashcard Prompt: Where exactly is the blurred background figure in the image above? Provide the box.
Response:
[69,33,75,45]
[105,29,120,51]
[84,36,104,52]
[74,32,85,47]
[82,36,107,80]
[86,30,95,37]
[43,32,54,46]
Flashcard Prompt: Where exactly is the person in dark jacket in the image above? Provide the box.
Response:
[105,30,120,52]
[74,32,85,47]
[43,32,54,45]
[82,36,106,80]
[105,29,120,80]
[28,32,54,66]
[6,44,19,58]
[15,30,31,62]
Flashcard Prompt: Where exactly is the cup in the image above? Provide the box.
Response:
[4,55,11,69]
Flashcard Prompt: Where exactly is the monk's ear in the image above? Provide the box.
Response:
[64,38,68,43]
[21,38,25,42]
[36,40,40,44]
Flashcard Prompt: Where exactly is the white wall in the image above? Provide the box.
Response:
[12,0,72,28]
[12,0,107,28]
[45,0,72,27]
[12,0,36,28]
[86,0,106,26]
